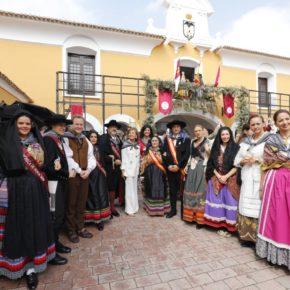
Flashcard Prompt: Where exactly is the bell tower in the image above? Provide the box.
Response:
[147,0,214,51]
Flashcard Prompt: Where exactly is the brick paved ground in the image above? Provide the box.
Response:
[1,198,290,290]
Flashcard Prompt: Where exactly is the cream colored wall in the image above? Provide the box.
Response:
[101,44,225,125]
[217,67,256,88]
[0,39,62,111]
[1,37,290,128]
[0,87,17,104]
[277,74,290,95]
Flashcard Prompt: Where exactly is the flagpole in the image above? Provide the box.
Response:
[174,58,181,93]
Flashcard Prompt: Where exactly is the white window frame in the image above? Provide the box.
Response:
[173,57,200,79]
[255,63,277,108]
[62,35,101,99]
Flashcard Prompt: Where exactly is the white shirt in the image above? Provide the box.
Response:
[63,137,96,174]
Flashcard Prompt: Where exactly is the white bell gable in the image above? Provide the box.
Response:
[147,0,214,51]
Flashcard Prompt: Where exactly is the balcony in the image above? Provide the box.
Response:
[56,72,290,125]
[56,71,146,127]
[248,90,290,117]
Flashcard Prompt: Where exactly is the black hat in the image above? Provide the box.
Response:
[104,119,121,129]
[47,114,72,125]
[167,120,186,129]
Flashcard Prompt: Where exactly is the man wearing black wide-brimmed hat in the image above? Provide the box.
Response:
[163,120,190,218]
[43,114,72,265]
[99,120,123,218]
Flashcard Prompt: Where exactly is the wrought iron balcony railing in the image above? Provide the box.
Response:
[56,72,290,126]
[56,72,145,128]
[248,89,290,117]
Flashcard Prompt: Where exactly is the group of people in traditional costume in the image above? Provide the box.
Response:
[177,110,290,272]
[1,105,290,290]
[0,112,123,289]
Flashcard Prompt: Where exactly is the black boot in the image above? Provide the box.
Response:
[25,272,38,290]
[166,211,177,218]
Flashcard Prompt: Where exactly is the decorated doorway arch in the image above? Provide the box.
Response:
[143,76,250,132]
[155,111,223,138]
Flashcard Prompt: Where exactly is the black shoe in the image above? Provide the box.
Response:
[56,241,71,254]
[111,209,120,217]
[25,272,38,290]
[48,253,68,266]
[240,241,254,248]
[97,223,104,231]
[166,211,177,218]
[196,224,203,230]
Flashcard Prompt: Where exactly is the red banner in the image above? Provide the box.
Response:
[223,94,234,118]
[174,59,180,92]
[71,104,83,116]
[159,90,172,115]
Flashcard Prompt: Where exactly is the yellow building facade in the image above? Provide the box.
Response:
[1,0,290,133]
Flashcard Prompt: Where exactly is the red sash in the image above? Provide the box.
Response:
[139,140,146,156]
[45,134,65,157]
[167,136,186,177]
[167,137,178,165]
[111,143,121,159]
[96,159,107,177]
[148,150,166,175]
[22,146,48,189]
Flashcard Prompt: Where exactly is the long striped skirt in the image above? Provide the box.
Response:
[183,160,206,224]
[143,198,171,216]
[143,164,170,216]
[204,179,238,232]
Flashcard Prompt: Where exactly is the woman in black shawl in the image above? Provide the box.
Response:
[84,130,111,231]
[0,111,55,289]
[204,127,240,236]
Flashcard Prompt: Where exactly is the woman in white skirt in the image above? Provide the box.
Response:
[121,128,140,216]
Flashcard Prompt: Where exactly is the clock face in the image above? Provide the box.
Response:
[161,101,169,110]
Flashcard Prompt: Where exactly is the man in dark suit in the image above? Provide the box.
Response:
[163,120,190,218]
[43,114,72,265]
[99,120,123,218]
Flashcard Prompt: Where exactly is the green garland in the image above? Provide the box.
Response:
[142,76,250,131]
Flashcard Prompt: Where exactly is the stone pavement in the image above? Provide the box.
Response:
[1,200,290,290]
